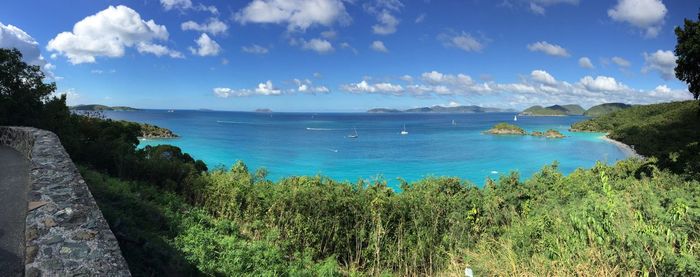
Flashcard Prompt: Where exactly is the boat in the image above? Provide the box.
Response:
[452,119,456,126]
[513,115,518,121]
[400,124,408,135]
[347,128,358,138]
[167,109,174,113]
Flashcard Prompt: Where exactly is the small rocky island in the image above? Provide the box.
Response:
[531,129,565,138]
[484,123,527,135]
[485,123,565,138]
[135,122,178,139]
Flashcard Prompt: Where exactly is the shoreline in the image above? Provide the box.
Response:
[601,135,643,159]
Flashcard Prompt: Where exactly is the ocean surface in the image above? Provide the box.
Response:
[102,110,630,188]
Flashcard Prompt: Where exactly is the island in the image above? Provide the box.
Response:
[484,122,527,135]
[131,122,178,139]
[583,103,632,117]
[520,104,584,116]
[255,108,272,113]
[531,129,565,138]
[70,104,138,111]
[368,105,516,113]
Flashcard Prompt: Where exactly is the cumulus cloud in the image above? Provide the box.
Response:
[181,18,228,35]
[642,50,676,80]
[578,57,594,69]
[294,78,330,94]
[365,0,403,35]
[528,0,579,15]
[241,44,269,54]
[439,32,485,52]
[214,80,282,97]
[370,40,388,52]
[372,11,400,35]
[301,38,334,53]
[415,13,426,24]
[255,80,282,95]
[234,0,350,31]
[46,5,180,64]
[137,42,184,58]
[531,70,557,85]
[0,22,56,79]
[342,80,404,95]
[160,0,218,14]
[189,33,221,56]
[578,75,628,92]
[611,56,631,67]
[527,41,569,57]
[608,0,667,38]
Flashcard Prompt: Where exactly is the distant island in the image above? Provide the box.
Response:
[485,123,565,138]
[520,103,632,117]
[255,108,273,113]
[70,104,138,111]
[520,104,585,116]
[368,105,516,113]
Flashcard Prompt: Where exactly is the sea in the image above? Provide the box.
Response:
[102,110,630,188]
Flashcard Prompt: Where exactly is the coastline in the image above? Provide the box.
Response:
[601,135,643,159]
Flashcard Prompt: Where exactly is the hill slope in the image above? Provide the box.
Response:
[71,104,138,111]
[520,104,584,116]
[583,103,632,117]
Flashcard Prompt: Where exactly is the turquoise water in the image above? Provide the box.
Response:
[103,110,629,187]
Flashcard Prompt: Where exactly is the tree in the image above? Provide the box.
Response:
[0,48,57,126]
[675,12,700,100]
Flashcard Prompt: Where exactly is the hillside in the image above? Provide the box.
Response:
[583,103,632,117]
[572,100,699,178]
[71,104,138,111]
[520,104,584,116]
[368,105,514,113]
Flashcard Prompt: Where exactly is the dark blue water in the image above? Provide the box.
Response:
[103,110,628,187]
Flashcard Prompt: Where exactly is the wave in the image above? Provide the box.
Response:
[306,127,338,131]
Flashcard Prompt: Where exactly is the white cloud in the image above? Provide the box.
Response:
[611,56,631,67]
[370,40,388,52]
[181,18,228,35]
[578,75,628,92]
[160,0,218,14]
[578,57,594,69]
[137,42,184,58]
[531,70,557,85]
[0,22,55,78]
[321,30,336,39]
[608,0,667,37]
[439,32,484,52]
[339,42,358,54]
[372,11,399,35]
[301,38,334,53]
[46,5,179,64]
[527,41,569,57]
[642,50,676,80]
[415,13,426,23]
[189,33,221,56]
[528,0,579,15]
[54,88,81,105]
[341,80,404,95]
[255,80,281,95]
[241,44,269,54]
[294,78,330,93]
[234,0,350,31]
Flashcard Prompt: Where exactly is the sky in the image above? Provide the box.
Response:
[0,0,697,112]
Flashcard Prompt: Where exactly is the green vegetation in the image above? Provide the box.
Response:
[583,103,632,117]
[485,122,526,135]
[367,108,402,113]
[572,100,700,179]
[520,104,585,116]
[675,12,700,100]
[134,122,178,138]
[71,104,138,111]
[3,41,700,276]
[531,129,565,138]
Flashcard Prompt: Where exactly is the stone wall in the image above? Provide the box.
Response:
[0,127,131,276]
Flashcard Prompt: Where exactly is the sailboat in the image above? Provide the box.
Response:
[513,115,518,121]
[347,128,358,138]
[452,119,456,126]
[400,124,408,135]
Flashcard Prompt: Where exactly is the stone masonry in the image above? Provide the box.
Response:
[0,127,130,276]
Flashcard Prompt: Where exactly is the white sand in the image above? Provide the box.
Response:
[601,135,644,159]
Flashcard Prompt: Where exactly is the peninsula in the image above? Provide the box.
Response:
[70,104,138,111]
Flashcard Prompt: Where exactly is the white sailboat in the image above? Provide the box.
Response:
[347,128,358,138]
[400,124,408,135]
[513,115,518,121]
[452,119,456,126]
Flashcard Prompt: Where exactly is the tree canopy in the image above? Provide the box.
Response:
[675,12,700,100]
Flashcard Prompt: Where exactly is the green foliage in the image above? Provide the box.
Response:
[521,104,584,116]
[583,103,633,117]
[486,122,526,134]
[675,11,700,100]
[572,100,700,178]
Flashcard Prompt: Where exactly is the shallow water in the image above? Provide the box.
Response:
[103,110,629,188]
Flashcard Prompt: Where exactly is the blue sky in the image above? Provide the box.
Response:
[0,0,697,111]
